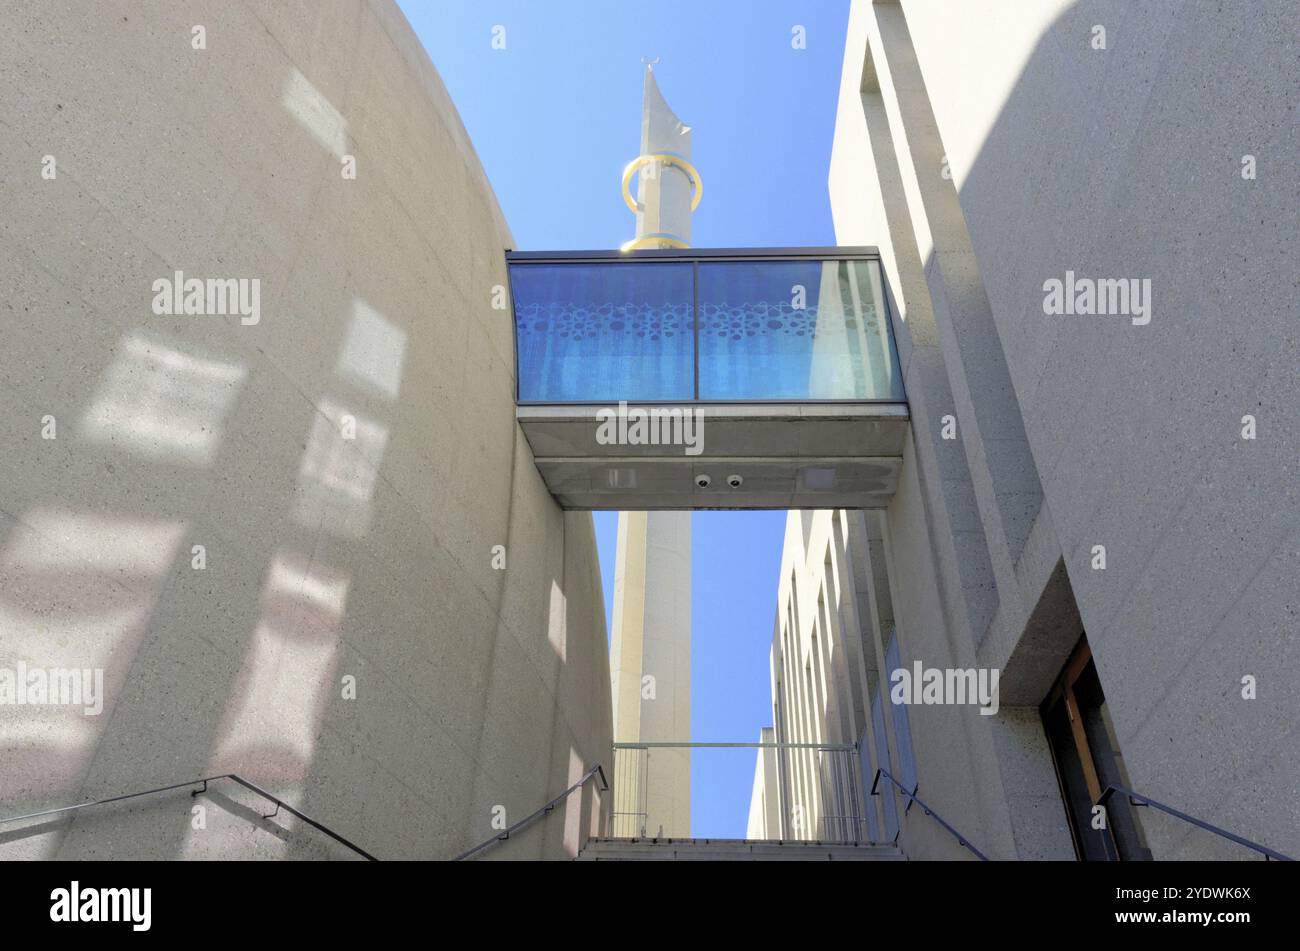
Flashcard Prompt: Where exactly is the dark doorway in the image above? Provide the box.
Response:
[1041,638,1151,861]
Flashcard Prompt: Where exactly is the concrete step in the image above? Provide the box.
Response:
[577,837,906,861]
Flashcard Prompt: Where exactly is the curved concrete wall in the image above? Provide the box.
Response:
[0,0,611,859]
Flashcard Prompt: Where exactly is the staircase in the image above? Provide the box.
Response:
[578,837,905,861]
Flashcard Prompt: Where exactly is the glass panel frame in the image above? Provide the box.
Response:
[696,258,904,401]
[509,249,907,406]
[510,260,695,403]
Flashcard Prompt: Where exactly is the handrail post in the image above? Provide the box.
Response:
[872,767,989,861]
[1094,784,1292,862]
[0,773,377,861]
[454,763,607,861]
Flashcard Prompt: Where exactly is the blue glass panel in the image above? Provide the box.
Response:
[885,630,918,796]
[696,260,904,401]
[857,724,881,842]
[871,691,899,841]
[511,262,694,402]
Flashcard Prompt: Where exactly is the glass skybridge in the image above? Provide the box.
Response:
[509,248,909,509]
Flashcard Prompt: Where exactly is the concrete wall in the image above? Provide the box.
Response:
[830,0,1297,859]
[745,727,780,839]
[0,0,612,860]
[759,510,884,843]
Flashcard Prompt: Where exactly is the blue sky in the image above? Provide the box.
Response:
[398,0,850,836]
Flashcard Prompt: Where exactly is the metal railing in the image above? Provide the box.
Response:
[612,746,649,837]
[1097,784,1293,862]
[0,773,377,860]
[872,767,989,861]
[820,814,869,843]
[454,763,608,861]
[613,741,877,844]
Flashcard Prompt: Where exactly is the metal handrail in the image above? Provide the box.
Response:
[0,773,377,860]
[506,246,883,263]
[1097,784,1293,861]
[872,767,989,861]
[454,763,608,861]
[613,741,855,750]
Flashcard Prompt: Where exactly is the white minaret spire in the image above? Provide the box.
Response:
[609,64,695,838]
[619,62,703,252]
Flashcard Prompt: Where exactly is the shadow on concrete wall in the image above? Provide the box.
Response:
[0,0,612,861]
[863,0,1296,859]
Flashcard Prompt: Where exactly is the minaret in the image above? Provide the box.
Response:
[609,64,699,838]
[619,63,701,251]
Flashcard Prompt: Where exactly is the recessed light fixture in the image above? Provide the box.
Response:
[605,467,637,489]
[799,467,836,491]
